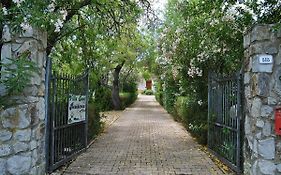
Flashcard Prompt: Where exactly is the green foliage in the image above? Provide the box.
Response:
[162,72,179,115]
[88,102,102,141]
[154,81,163,106]
[144,89,153,95]
[93,86,113,112]
[142,70,151,81]
[120,92,138,109]
[174,96,208,144]
[0,52,38,108]
[174,96,188,121]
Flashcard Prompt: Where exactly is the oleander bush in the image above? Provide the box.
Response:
[88,102,102,142]
[120,92,138,108]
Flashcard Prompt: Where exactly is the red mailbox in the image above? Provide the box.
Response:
[275,106,281,135]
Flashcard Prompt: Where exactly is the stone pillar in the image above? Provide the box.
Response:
[0,26,47,174]
[244,24,281,175]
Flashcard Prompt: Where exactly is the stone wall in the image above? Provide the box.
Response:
[0,26,47,174]
[244,24,281,175]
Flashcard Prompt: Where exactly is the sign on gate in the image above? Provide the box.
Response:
[46,64,89,172]
[68,94,86,124]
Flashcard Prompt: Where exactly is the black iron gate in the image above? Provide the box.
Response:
[46,60,89,172]
[208,72,243,173]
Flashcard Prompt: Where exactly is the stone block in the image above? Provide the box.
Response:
[263,121,272,137]
[0,84,7,96]
[0,158,6,175]
[256,119,264,128]
[251,25,271,42]
[13,142,29,153]
[30,140,37,150]
[251,73,270,97]
[29,72,41,86]
[253,139,258,154]
[244,72,251,85]
[11,43,22,52]
[0,130,12,142]
[38,84,45,97]
[18,105,31,129]
[22,27,34,38]
[31,150,38,166]
[2,25,11,42]
[7,155,31,175]
[249,42,265,56]
[256,132,262,139]
[258,138,275,159]
[16,40,38,56]
[258,159,276,175]
[245,115,251,135]
[277,164,281,172]
[23,85,39,97]
[273,69,281,96]
[251,98,262,118]
[1,44,12,65]
[252,56,273,73]
[265,43,278,54]
[37,98,45,121]
[0,145,12,157]
[261,105,273,118]
[276,51,281,65]
[268,97,277,105]
[244,33,251,49]
[14,129,31,142]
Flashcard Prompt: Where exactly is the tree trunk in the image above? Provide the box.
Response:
[112,61,125,110]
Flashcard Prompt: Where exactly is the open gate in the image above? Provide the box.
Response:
[46,59,89,172]
[208,72,243,173]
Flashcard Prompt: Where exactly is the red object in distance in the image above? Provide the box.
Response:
[275,106,281,135]
[146,80,152,90]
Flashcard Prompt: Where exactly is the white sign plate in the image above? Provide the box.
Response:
[68,94,86,124]
[258,54,273,64]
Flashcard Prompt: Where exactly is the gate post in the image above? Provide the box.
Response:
[0,26,47,174]
[243,24,281,174]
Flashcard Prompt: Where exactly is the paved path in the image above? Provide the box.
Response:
[64,95,225,175]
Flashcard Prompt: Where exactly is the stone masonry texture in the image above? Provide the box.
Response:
[244,24,281,175]
[0,26,47,175]
[64,95,225,175]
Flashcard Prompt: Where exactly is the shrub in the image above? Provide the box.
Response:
[174,96,188,122]
[122,81,137,93]
[144,89,153,95]
[87,102,102,142]
[154,81,163,105]
[120,92,138,108]
[162,74,179,115]
[174,96,208,145]
[94,87,113,112]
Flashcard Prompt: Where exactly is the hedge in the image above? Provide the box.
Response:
[88,102,102,142]
[120,92,138,109]
[174,96,208,144]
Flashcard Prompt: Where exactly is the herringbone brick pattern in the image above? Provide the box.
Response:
[64,95,225,175]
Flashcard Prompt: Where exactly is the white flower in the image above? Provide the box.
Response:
[198,100,203,106]
[12,0,25,7]
[60,9,68,21]
[2,7,7,15]
[20,22,31,31]
[54,19,64,32]
[47,3,55,13]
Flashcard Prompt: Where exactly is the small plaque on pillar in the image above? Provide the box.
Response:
[252,54,274,73]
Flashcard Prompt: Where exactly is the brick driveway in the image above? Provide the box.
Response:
[64,95,225,175]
